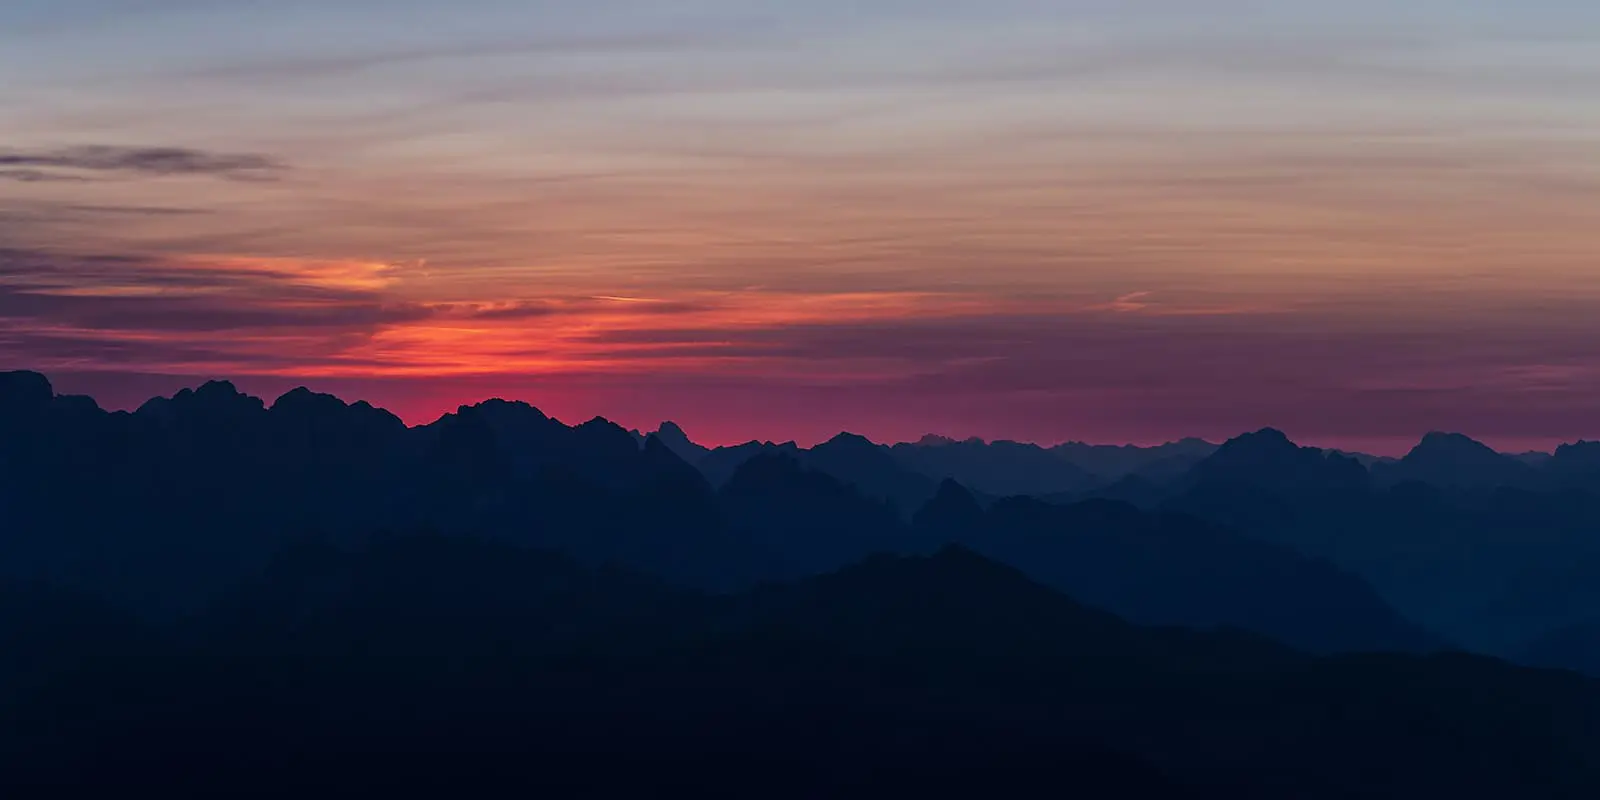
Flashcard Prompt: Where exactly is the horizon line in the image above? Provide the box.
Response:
[8,368,1589,459]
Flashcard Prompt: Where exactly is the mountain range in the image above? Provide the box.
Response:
[5,369,1600,795]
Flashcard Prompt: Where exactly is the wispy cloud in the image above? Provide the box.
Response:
[0,168,91,183]
[1090,291,1154,313]
[0,145,286,181]
[1082,291,1286,317]
[174,28,761,84]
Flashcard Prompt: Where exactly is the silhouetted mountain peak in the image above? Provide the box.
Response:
[470,398,549,422]
[734,439,797,450]
[814,434,899,468]
[1553,441,1600,464]
[822,432,880,451]
[808,432,939,512]
[1374,431,1531,488]
[551,416,656,483]
[433,399,561,453]
[269,387,405,439]
[1200,428,1311,471]
[194,379,251,403]
[649,421,709,463]
[138,380,265,423]
[1408,431,1502,461]
[271,386,344,414]
[574,416,638,447]
[1537,441,1600,488]
[915,433,989,446]
[1191,427,1369,495]
[1224,427,1296,452]
[0,370,53,414]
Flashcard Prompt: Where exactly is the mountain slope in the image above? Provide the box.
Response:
[1373,432,1535,489]
[915,482,1439,654]
[4,537,1595,798]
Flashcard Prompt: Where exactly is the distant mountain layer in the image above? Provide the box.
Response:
[1163,428,1600,661]
[641,418,1593,501]
[8,370,1600,674]
[635,421,1221,502]
[0,371,1431,656]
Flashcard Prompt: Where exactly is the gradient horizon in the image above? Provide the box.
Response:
[4,2,1600,453]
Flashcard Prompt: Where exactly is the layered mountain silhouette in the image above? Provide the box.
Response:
[0,372,1438,653]
[649,427,941,512]
[654,423,1221,499]
[889,436,1102,496]
[1154,429,1600,659]
[644,420,711,463]
[7,370,1600,656]
[6,369,1600,794]
[915,481,1437,654]
[4,534,1599,797]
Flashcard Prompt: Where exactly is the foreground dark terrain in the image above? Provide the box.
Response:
[4,370,1600,796]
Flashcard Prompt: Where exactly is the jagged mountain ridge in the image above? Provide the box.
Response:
[9,371,1600,673]
[0,370,1440,656]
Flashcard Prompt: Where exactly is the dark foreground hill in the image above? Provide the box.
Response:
[2,535,1596,798]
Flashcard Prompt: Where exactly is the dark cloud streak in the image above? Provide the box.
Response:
[0,145,286,181]
[0,248,399,336]
[0,248,719,346]
[0,169,92,183]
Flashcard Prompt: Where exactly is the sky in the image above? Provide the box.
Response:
[3,1,1600,452]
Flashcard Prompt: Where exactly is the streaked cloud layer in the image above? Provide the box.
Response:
[3,1,1599,451]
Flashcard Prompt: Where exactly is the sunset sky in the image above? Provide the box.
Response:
[3,1,1599,452]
